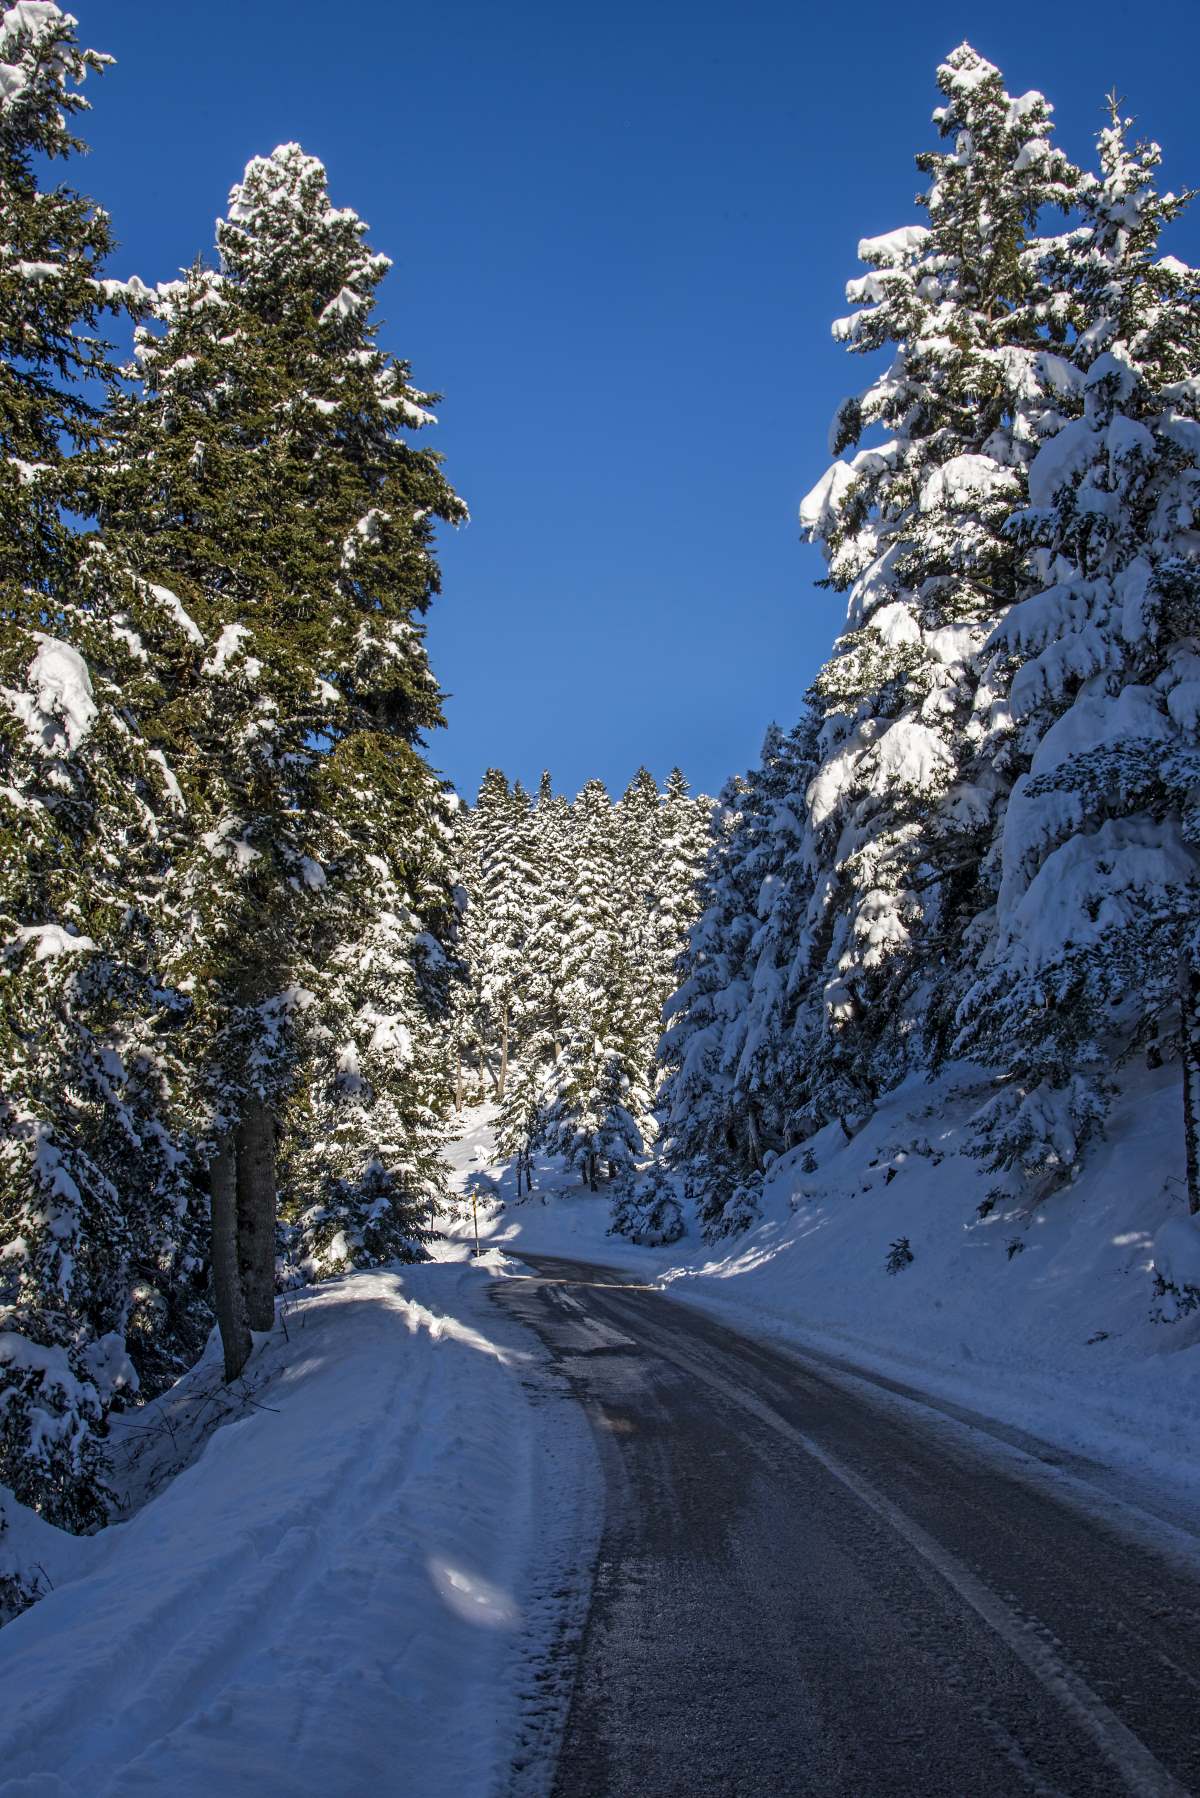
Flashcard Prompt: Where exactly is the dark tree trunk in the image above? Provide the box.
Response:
[495,1007,509,1100]
[746,1105,764,1173]
[1182,966,1200,1215]
[211,1136,252,1383]
[236,1095,277,1331]
[454,1054,464,1114]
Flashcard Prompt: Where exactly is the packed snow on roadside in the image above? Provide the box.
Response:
[444,1062,1200,1520]
[0,1253,598,1798]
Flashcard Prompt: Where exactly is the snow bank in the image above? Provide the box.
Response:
[0,1260,597,1798]
[1153,1214,1200,1293]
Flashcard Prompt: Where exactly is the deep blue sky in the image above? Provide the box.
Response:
[81,0,1200,802]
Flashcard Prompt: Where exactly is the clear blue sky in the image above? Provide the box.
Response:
[83,0,1200,802]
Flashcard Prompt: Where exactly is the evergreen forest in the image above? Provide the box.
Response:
[4,5,1200,1632]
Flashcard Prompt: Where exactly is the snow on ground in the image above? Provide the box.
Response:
[445,1064,1200,1526]
[4,1071,1196,1792]
[0,1255,598,1798]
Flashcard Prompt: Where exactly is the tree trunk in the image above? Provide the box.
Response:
[1182,965,1200,1215]
[211,1136,252,1383]
[454,1054,464,1114]
[495,1006,509,1101]
[236,1094,277,1331]
[746,1104,764,1173]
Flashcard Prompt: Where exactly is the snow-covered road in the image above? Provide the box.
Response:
[0,1259,598,1798]
[500,1253,1200,1797]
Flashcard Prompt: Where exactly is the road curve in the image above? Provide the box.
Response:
[492,1254,1200,1798]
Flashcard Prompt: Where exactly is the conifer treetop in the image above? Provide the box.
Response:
[0,3,108,154]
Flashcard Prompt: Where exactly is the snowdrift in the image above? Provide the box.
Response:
[0,1257,595,1797]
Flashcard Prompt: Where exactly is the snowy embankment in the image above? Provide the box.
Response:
[0,1255,596,1798]
[448,1066,1200,1523]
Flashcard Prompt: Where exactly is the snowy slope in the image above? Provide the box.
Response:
[0,1257,598,1798]
[445,1071,1200,1522]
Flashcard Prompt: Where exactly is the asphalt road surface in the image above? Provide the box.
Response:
[493,1254,1200,1798]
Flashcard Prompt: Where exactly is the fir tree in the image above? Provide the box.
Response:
[0,4,201,1530]
[658,728,813,1234]
[955,106,1200,1197]
[88,144,465,1378]
[541,781,644,1189]
[279,832,455,1275]
[493,772,572,1181]
[792,44,1079,1126]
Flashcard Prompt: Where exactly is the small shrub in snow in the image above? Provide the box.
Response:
[1006,1237,1025,1261]
[1150,1215,1200,1322]
[1150,1274,1200,1324]
[885,1236,914,1275]
[610,1166,684,1246]
[713,1180,763,1240]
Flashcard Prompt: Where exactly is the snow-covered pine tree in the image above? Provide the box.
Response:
[954,106,1200,1198]
[0,0,148,603]
[0,3,204,1532]
[88,144,465,1377]
[457,770,537,1102]
[493,771,572,1183]
[616,766,668,1130]
[522,771,574,1066]
[657,727,813,1234]
[792,44,1079,1130]
[279,825,456,1276]
[652,767,712,1019]
[541,781,644,1188]
[724,720,820,1156]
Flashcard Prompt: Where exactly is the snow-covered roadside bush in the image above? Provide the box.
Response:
[610,1165,685,1246]
[1151,1213,1200,1321]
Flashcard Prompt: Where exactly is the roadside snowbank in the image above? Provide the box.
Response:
[0,1255,596,1798]
[445,1065,1200,1521]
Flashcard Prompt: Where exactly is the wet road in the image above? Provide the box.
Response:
[492,1255,1200,1798]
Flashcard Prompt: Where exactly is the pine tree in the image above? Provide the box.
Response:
[523,772,574,1066]
[791,44,1079,1127]
[87,144,465,1378]
[954,106,1200,1197]
[279,823,456,1275]
[0,4,202,1530]
[458,770,537,1101]
[616,766,668,1131]
[493,772,572,1182]
[658,729,813,1234]
[542,782,644,1188]
[653,768,711,1012]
